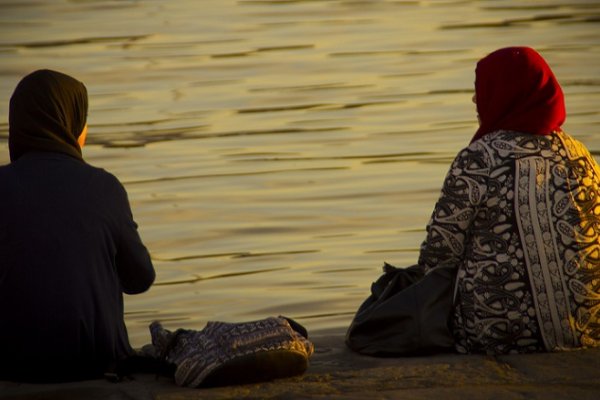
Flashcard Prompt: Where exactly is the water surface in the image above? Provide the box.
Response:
[1,0,599,346]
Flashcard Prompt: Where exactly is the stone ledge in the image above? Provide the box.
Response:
[2,331,599,400]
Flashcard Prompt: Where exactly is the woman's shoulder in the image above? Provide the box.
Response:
[554,130,595,158]
[468,130,563,160]
[80,161,128,197]
[450,134,496,168]
[470,129,543,148]
[84,162,120,182]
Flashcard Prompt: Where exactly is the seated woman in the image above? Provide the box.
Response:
[419,47,600,354]
[348,47,600,355]
[0,70,155,381]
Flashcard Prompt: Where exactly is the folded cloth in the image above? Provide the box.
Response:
[149,316,314,387]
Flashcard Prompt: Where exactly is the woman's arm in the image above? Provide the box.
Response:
[113,180,155,294]
[418,144,488,273]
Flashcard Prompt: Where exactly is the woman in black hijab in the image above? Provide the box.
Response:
[0,70,155,382]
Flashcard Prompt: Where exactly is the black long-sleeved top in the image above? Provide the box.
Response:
[0,152,155,382]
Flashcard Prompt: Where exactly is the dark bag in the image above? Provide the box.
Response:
[345,263,455,356]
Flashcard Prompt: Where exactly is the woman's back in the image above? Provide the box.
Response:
[419,129,600,354]
[0,151,153,381]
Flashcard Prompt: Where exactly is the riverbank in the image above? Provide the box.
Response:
[2,328,600,400]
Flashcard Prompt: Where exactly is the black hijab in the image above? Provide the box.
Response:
[9,69,88,162]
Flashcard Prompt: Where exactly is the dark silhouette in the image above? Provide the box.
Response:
[0,69,155,382]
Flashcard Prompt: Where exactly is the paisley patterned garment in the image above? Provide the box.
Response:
[418,130,600,354]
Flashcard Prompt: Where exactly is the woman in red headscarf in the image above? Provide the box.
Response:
[417,47,600,354]
[347,47,600,356]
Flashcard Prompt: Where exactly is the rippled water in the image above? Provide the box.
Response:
[1,0,599,346]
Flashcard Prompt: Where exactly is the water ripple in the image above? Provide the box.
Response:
[330,48,469,57]
[440,14,576,30]
[229,151,434,162]
[238,103,328,113]
[248,82,375,93]
[122,166,348,185]
[154,267,290,286]
[0,34,151,49]
[211,44,314,58]
[89,126,349,148]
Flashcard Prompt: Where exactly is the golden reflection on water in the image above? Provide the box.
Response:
[0,0,599,346]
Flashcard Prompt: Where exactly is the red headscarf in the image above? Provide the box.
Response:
[471,47,565,143]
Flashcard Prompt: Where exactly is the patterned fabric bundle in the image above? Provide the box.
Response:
[149,316,314,387]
